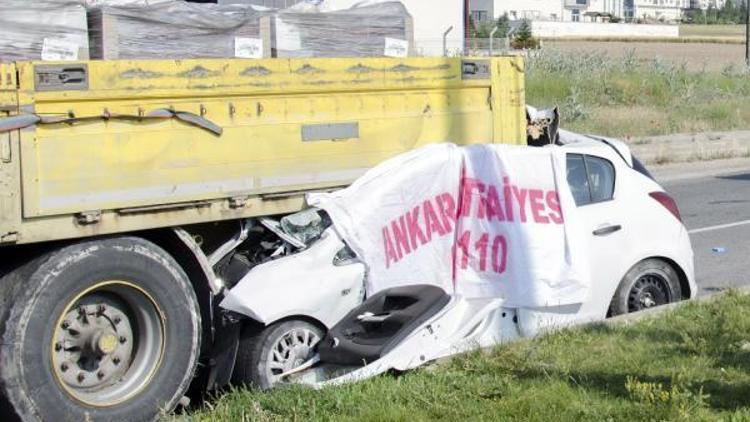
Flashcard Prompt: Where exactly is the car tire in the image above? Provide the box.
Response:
[608,258,682,317]
[0,237,201,422]
[232,320,323,390]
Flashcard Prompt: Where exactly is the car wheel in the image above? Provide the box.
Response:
[0,237,201,422]
[609,259,682,316]
[232,320,323,390]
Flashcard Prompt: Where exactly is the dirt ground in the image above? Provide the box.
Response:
[544,41,746,72]
[679,24,744,38]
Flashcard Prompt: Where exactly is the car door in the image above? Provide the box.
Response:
[565,152,627,318]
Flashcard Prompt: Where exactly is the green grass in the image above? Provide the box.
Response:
[680,24,745,38]
[180,292,750,421]
[525,49,750,138]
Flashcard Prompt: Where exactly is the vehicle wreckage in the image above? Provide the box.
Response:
[219,107,695,389]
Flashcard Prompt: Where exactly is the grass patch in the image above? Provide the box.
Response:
[181,292,750,421]
[526,49,750,138]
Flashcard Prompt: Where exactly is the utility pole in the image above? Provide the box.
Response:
[746,0,750,67]
[464,0,470,55]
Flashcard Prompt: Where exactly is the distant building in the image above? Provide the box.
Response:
[690,0,727,9]
[470,0,692,22]
[470,0,495,23]
[632,0,691,21]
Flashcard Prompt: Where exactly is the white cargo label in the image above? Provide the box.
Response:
[235,37,264,59]
[384,37,409,58]
[41,38,79,61]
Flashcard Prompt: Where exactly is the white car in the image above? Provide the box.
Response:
[221,133,696,389]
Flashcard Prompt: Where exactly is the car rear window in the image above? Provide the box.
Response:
[631,155,655,180]
[566,153,616,206]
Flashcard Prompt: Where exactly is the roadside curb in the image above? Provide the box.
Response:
[650,156,750,183]
[628,130,750,166]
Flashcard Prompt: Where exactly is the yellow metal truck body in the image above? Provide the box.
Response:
[0,56,525,246]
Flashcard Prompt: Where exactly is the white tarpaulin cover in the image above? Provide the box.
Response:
[308,143,590,308]
[0,0,89,62]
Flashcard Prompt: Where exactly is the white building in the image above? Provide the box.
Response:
[470,0,691,22]
[470,0,495,23]
[691,0,727,9]
[632,0,691,21]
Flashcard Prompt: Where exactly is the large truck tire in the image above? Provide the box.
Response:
[0,237,201,422]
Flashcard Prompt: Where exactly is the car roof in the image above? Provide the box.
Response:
[557,130,633,166]
[560,137,616,155]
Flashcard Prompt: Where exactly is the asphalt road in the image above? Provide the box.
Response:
[654,159,750,296]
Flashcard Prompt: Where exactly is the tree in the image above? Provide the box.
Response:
[495,13,510,38]
[515,19,533,43]
[686,1,748,25]
[469,13,511,39]
[511,19,539,49]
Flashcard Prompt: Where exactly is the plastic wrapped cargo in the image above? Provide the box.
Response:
[0,0,89,62]
[272,2,413,58]
[88,0,270,59]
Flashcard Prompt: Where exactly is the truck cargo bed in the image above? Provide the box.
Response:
[0,56,525,245]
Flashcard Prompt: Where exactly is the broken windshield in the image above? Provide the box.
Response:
[279,208,332,247]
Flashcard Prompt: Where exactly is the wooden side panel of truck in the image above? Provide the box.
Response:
[0,57,525,246]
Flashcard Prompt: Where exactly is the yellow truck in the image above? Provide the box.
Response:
[0,56,525,421]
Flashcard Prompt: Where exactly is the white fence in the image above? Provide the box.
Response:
[531,21,679,38]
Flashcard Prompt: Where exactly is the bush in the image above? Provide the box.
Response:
[524,49,750,136]
[511,38,541,50]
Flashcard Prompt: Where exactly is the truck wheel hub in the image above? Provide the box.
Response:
[94,332,119,355]
[51,282,164,407]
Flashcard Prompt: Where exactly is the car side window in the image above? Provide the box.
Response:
[566,153,616,206]
[585,155,615,203]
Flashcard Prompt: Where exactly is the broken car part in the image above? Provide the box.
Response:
[0,109,223,136]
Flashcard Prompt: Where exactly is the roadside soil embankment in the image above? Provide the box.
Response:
[628,130,750,165]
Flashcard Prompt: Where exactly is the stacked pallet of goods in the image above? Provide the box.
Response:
[0,0,89,62]
[0,0,413,61]
[87,1,269,59]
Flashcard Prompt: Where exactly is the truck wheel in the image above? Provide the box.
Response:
[0,237,201,422]
[608,258,682,317]
[232,320,323,390]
